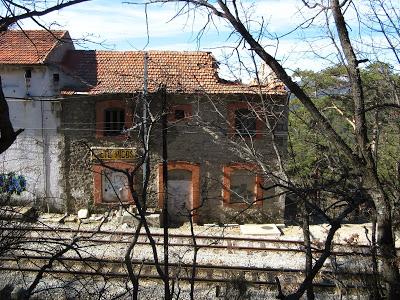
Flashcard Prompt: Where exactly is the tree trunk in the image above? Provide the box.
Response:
[0,76,24,154]
[161,87,171,299]
[330,1,400,297]
[363,170,400,298]
[375,204,399,298]
[302,201,315,300]
[369,210,382,299]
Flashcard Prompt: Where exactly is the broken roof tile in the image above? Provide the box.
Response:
[61,50,286,95]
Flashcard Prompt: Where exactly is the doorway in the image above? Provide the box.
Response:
[167,169,192,225]
[158,161,200,225]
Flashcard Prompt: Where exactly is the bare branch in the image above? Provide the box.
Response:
[0,0,91,32]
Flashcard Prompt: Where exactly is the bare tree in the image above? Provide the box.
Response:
[0,0,90,32]
[137,0,400,298]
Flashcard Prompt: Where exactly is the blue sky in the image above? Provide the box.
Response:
[13,0,399,80]
[15,0,322,79]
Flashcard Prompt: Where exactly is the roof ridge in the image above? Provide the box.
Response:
[59,48,286,95]
[0,29,70,65]
[7,29,67,32]
[70,49,211,54]
[42,30,69,63]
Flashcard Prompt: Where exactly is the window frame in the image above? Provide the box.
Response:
[222,163,262,207]
[234,108,257,137]
[93,162,135,205]
[227,102,262,139]
[168,104,192,122]
[96,100,132,138]
[104,108,125,136]
[158,161,200,223]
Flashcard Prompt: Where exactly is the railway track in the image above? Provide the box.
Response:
[0,225,384,257]
[0,224,380,296]
[0,254,372,290]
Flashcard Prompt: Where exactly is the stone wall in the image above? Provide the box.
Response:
[61,92,288,223]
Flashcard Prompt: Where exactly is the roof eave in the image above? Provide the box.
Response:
[0,62,48,67]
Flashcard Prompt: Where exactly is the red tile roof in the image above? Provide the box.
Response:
[0,30,70,64]
[61,50,286,95]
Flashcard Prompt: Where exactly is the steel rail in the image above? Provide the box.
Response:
[0,254,373,285]
[0,265,370,290]
[0,225,383,251]
[0,254,369,275]
[14,236,374,257]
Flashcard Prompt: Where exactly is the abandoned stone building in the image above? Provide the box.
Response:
[0,30,288,224]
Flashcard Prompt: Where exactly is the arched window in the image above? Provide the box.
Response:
[93,162,134,205]
[230,168,256,203]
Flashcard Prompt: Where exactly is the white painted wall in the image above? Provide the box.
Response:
[0,65,65,211]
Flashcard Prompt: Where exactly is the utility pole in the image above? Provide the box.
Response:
[142,52,148,191]
[161,85,171,299]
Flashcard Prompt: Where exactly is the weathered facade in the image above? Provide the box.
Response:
[1,30,288,224]
[0,30,74,210]
[60,50,289,224]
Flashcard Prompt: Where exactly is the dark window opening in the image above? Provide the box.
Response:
[25,69,32,79]
[53,73,60,83]
[234,108,256,137]
[174,109,185,120]
[104,108,125,136]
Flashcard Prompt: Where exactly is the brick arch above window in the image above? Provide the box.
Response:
[95,100,133,138]
[227,102,262,139]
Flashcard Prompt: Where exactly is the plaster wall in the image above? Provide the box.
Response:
[0,65,64,210]
[1,65,65,98]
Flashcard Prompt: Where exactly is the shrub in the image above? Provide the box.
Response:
[0,173,26,195]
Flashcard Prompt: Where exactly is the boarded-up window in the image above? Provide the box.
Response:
[230,169,256,204]
[223,164,262,207]
[102,169,130,202]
